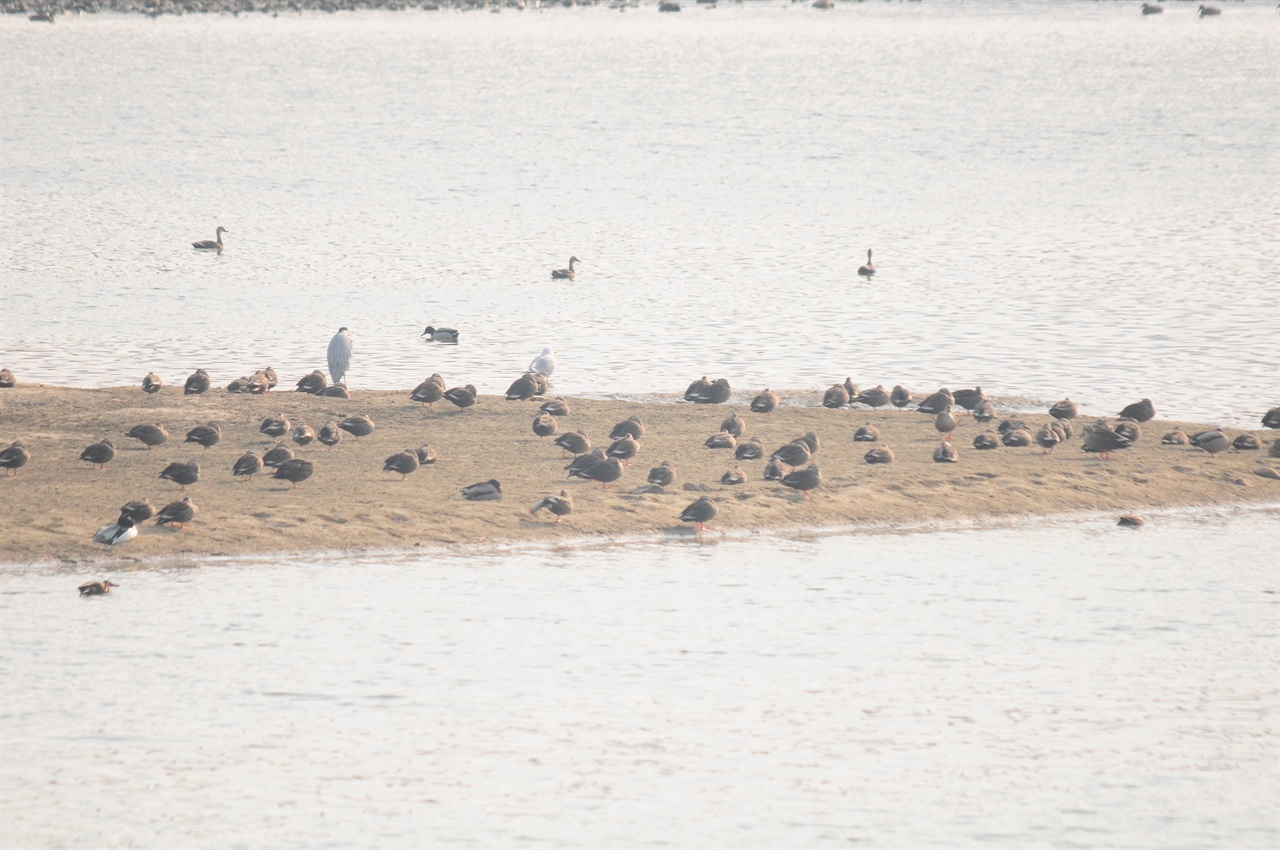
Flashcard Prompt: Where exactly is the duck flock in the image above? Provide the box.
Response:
[2,344,1279,552]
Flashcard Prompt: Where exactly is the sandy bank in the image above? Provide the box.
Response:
[1,385,1277,565]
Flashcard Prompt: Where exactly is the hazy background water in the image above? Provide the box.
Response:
[2,2,1277,425]
[2,508,1278,849]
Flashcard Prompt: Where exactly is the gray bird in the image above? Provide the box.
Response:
[184,369,211,395]
[155,496,197,530]
[750,389,778,413]
[823,383,850,409]
[554,430,591,458]
[263,443,295,469]
[720,413,744,438]
[318,422,342,450]
[1161,428,1189,445]
[853,423,880,442]
[551,256,581,280]
[142,372,164,394]
[159,460,199,490]
[973,400,996,423]
[973,430,1000,450]
[327,327,353,386]
[421,326,460,343]
[338,415,375,439]
[1049,398,1079,421]
[1119,398,1156,423]
[770,440,811,470]
[260,415,290,439]
[540,397,571,417]
[232,451,264,482]
[705,432,737,450]
[692,378,732,405]
[296,370,327,394]
[1082,427,1131,459]
[610,416,645,441]
[192,226,227,254]
[126,424,168,450]
[383,450,420,481]
[79,438,115,470]
[890,385,912,409]
[569,455,623,488]
[679,495,718,532]
[864,446,895,464]
[185,422,221,450]
[735,437,765,460]
[461,479,503,501]
[781,464,823,496]
[410,379,445,407]
[444,385,478,410]
[273,458,314,489]
[853,385,890,409]
[414,445,438,466]
[1035,423,1060,454]
[934,407,958,440]
[933,442,958,463]
[857,249,875,277]
[721,467,746,485]
[606,434,640,466]
[530,490,573,523]
[119,499,155,523]
[78,579,121,594]
[1232,434,1260,451]
[648,460,676,487]
[293,423,317,447]
[917,389,954,416]
[685,376,711,401]
[952,387,987,412]
[533,413,558,438]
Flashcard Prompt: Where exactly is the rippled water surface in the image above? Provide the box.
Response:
[2,2,1278,424]
[2,509,1277,849]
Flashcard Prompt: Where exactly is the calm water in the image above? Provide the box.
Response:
[1,508,1278,849]
[2,5,1279,847]
[1,2,1278,424]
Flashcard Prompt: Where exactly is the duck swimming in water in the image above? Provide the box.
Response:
[857,249,876,277]
[551,256,581,280]
[192,226,228,254]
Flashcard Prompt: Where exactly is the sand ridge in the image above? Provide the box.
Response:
[0,385,1277,565]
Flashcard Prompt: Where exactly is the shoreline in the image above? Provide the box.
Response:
[1,385,1277,566]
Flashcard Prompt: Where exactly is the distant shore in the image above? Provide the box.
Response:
[1,384,1277,566]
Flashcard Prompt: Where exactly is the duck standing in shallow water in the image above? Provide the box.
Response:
[857,249,876,277]
[192,226,228,255]
[551,256,581,280]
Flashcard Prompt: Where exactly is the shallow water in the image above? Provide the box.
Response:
[1,508,1277,849]
[2,2,1278,424]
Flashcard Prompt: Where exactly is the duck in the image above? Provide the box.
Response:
[1141,2,1162,13]
[648,460,676,487]
[296,370,327,394]
[569,455,624,488]
[1049,398,1079,421]
[606,434,640,465]
[292,423,316,446]
[679,496,717,532]
[1002,428,1034,448]
[78,580,121,595]
[998,416,1029,435]
[247,371,271,397]
[551,256,581,280]
[1119,398,1156,423]
[1198,4,1221,14]
[684,376,711,401]
[142,372,164,394]
[797,431,820,455]
[763,459,785,481]
[693,378,732,405]
[822,383,850,409]
[770,440,811,471]
[1114,418,1142,444]
[91,518,137,546]
[554,430,591,458]
[1161,427,1189,445]
[443,385,478,410]
[533,413,558,438]
[1189,429,1230,456]
[890,385,912,410]
[973,430,1000,450]
[720,413,745,438]
[506,374,539,401]
[529,347,557,376]
[125,423,168,450]
[318,421,342,450]
[232,451,264,482]
[1262,408,1280,429]
[462,479,503,501]
[338,415,376,439]
[79,438,115,470]
[540,397,570,417]
[410,378,445,407]
[183,369,211,395]
[721,467,746,485]
[952,387,987,412]
[414,445,438,465]
[973,400,996,423]
[566,449,607,478]
[1083,427,1131,459]
[184,422,221,450]
[262,367,278,391]
[917,388,954,416]
[735,437,765,460]
[854,422,880,442]
[1035,423,1061,454]
[192,226,228,254]
[319,384,350,399]
[226,376,251,394]
[159,460,200,490]
[610,416,645,441]
[383,450,420,481]
[1232,434,1260,451]
[119,499,155,523]
[864,446,895,465]
[781,464,823,497]
[421,326,460,344]
[934,407,958,440]
[530,490,573,523]
[0,368,15,388]
[933,442,959,463]
[857,249,876,277]
[853,385,890,409]
[273,458,314,489]
[155,496,197,530]
[262,443,295,469]
[260,414,290,439]
[750,389,778,413]
[705,432,737,450]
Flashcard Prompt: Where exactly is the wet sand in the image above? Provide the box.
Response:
[0,385,1276,565]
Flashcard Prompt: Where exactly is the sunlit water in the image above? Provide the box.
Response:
[1,508,1277,849]
[2,5,1279,847]
[2,3,1278,424]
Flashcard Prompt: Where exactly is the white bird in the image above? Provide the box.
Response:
[91,518,138,546]
[327,327,353,386]
[529,347,557,377]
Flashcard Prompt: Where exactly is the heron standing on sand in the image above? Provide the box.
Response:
[328,327,353,386]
